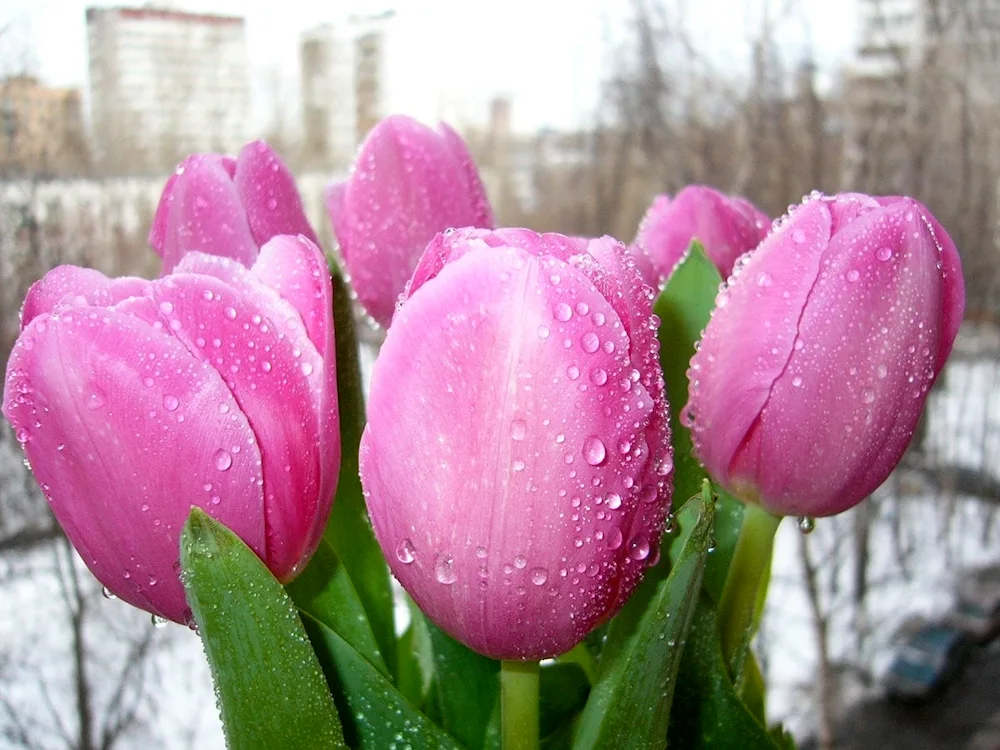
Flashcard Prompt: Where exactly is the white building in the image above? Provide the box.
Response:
[300,11,396,171]
[86,6,251,176]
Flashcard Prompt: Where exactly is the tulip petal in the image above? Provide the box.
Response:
[736,199,959,516]
[21,266,149,328]
[362,246,659,659]
[686,199,833,496]
[251,235,340,529]
[154,154,259,274]
[116,270,325,579]
[2,308,265,622]
[234,141,319,248]
[437,122,495,228]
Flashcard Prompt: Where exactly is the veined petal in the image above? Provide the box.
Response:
[2,308,265,622]
[362,246,655,659]
[22,266,149,328]
[234,141,320,248]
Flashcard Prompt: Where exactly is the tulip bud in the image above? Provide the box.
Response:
[5,173,339,623]
[150,140,318,274]
[630,186,769,286]
[684,193,964,518]
[325,115,495,328]
[359,228,673,659]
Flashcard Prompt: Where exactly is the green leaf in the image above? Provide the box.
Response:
[653,242,721,511]
[540,663,590,747]
[286,538,389,677]
[425,618,500,749]
[572,487,715,750]
[396,596,436,708]
[665,596,785,750]
[302,613,463,750]
[703,489,745,603]
[323,264,396,673]
[181,508,346,749]
[737,650,767,724]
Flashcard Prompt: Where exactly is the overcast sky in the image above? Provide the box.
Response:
[0,0,859,134]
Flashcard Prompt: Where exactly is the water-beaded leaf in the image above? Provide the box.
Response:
[323,263,396,673]
[572,487,715,749]
[181,508,346,749]
[302,613,463,750]
[653,242,721,512]
[286,537,389,677]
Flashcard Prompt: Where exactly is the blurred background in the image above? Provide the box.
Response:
[0,1,999,748]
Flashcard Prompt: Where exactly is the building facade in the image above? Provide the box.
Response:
[300,11,395,171]
[0,76,88,177]
[86,6,251,176]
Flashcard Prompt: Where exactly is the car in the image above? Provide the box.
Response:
[947,564,1000,644]
[884,622,971,702]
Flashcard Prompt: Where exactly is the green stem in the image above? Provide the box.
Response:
[717,503,782,680]
[501,660,540,750]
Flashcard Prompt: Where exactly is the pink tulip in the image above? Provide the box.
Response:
[684,193,964,518]
[149,140,319,274]
[360,227,673,659]
[3,238,339,624]
[325,115,495,328]
[630,186,769,286]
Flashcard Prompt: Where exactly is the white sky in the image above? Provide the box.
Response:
[0,0,859,134]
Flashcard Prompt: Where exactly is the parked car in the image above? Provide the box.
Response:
[948,564,1000,644]
[884,623,971,702]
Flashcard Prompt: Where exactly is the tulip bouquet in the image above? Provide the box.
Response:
[2,115,964,750]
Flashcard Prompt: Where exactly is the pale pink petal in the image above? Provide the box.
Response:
[2,308,265,622]
[361,246,661,659]
[21,266,149,328]
[234,141,319,248]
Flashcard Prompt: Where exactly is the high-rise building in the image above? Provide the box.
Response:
[0,76,88,176]
[86,6,251,176]
[300,11,395,171]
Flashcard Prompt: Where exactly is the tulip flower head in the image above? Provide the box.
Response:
[360,228,673,660]
[325,115,495,328]
[630,186,769,286]
[3,145,339,624]
[684,192,964,518]
[149,140,319,274]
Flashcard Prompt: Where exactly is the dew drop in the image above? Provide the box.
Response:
[530,567,548,585]
[590,368,608,386]
[567,365,580,381]
[553,302,572,322]
[628,535,651,561]
[656,455,673,476]
[224,307,237,320]
[791,376,803,388]
[512,459,526,472]
[605,492,622,509]
[163,395,179,411]
[877,364,888,379]
[875,246,893,262]
[434,554,457,584]
[159,301,174,314]
[214,449,233,471]
[511,419,527,441]
[846,269,860,283]
[101,586,116,600]
[261,361,272,372]
[581,332,600,353]
[862,390,876,404]
[791,229,806,243]
[583,435,607,466]
[756,272,773,287]
[396,538,416,564]
[301,362,314,376]
[575,302,590,316]
[592,312,606,326]
[86,391,105,410]
[514,555,527,569]
[537,324,551,339]
[797,516,816,534]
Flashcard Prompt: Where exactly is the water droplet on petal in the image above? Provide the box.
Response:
[553,302,572,322]
[214,449,233,471]
[514,555,527,569]
[224,307,237,320]
[163,395,179,411]
[530,567,548,585]
[301,362,314,376]
[581,332,600,353]
[159,301,174,314]
[434,553,457,584]
[396,538,416,564]
[875,246,893,262]
[797,516,816,534]
[628,535,650,561]
[608,528,623,550]
[605,492,622,509]
[862,390,876,404]
[791,376,803,388]
[537,324,550,339]
[511,419,527,441]
[846,269,860,283]
[583,435,607,466]
[590,368,608,386]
